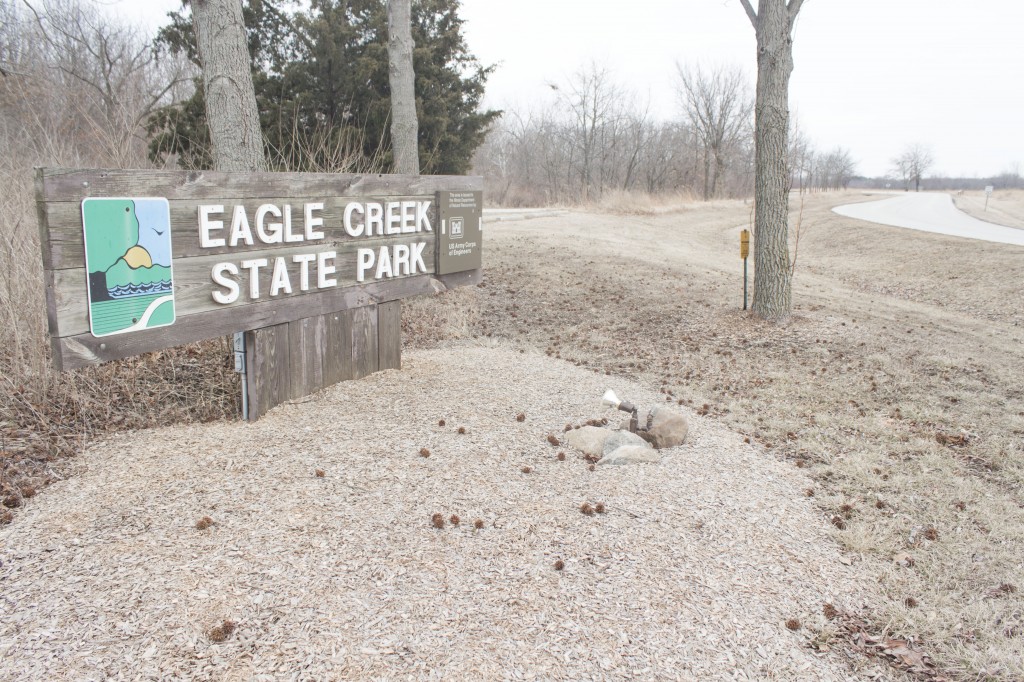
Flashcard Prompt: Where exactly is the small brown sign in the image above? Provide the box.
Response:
[740,229,750,259]
[436,190,482,274]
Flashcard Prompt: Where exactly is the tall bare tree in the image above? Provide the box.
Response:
[675,63,753,200]
[387,0,419,174]
[891,143,933,192]
[739,0,805,322]
[560,64,627,200]
[191,0,266,172]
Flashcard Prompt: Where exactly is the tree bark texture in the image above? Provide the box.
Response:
[742,0,803,322]
[387,0,419,174]
[192,0,267,172]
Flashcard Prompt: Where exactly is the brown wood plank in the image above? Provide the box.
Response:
[288,314,325,400]
[35,169,63,368]
[245,323,289,420]
[43,195,442,270]
[52,234,438,338]
[53,270,480,370]
[36,167,483,373]
[350,305,379,380]
[323,309,355,386]
[40,168,481,203]
[377,300,402,371]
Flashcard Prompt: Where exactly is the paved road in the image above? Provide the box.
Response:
[833,192,1024,246]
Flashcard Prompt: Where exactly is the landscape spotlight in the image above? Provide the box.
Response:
[601,390,639,433]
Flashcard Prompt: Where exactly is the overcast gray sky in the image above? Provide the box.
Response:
[108,0,1024,178]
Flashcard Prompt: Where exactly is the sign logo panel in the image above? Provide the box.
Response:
[81,197,175,337]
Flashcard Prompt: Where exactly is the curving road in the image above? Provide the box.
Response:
[833,192,1024,246]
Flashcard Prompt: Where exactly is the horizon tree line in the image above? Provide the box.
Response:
[471,61,862,206]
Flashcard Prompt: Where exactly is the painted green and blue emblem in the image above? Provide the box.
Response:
[81,198,175,337]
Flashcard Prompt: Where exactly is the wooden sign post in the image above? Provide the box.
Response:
[740,229,750,311]
[36,168,483,419]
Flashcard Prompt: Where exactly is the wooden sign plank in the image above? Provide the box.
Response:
[50,269,479,370]
[35,168,482,371]
[377,301,402,371]
[50,235,438,338]
[246,323,290,420]
[242,303,404,419]
[351,305,379,380]
[323,310,355,387]
[288,314,326,401]
[41,195,442,269]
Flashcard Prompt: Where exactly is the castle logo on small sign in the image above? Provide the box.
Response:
[450,217,464,239]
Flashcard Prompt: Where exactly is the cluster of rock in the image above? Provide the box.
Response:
[564,406,689,465]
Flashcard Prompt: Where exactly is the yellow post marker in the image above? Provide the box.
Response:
[740,229,750,310]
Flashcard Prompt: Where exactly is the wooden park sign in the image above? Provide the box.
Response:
[36,168,483,418]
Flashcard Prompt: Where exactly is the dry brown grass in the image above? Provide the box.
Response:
[401,192,1024,680]
[953,188,1024,229]
[590,187,703,215]
[401,287,481,348]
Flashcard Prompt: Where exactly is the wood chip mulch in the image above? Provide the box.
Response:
[0,345,899,680]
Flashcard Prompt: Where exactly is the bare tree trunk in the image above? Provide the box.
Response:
[702,153,711,200]
[740,0,803,322]
[191,0,266,172]
[387,0,419,174]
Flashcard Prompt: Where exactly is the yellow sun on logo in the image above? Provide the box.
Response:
[123,245,153,269]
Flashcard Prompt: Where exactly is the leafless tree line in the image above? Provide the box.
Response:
[0,0,191,170]
[0,0,192,384]
[473,62,856,206]
[788,119,856,193]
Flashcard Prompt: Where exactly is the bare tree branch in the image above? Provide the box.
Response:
[787,0,806,20]
[739,0,758,27]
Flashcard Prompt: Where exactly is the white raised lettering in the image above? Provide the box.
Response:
[344,202,364,237]
[411,241,427,273]
[375,245,393,279]
[415,201,432,232]
[283,204,302,243]
[304,202,325,240]
[240,258,268,299]
[255,204,283,244]
[292,253,316,291]
[228,205,254,246]
[366,203,384,236]
[211,262,239,304]
[199,205,226,248]
[269,256,292,296]
[317,251,337,288]
[356,248,374,282]
[394,243,410,275]
[401,201,416,233]
[385,201,401,235]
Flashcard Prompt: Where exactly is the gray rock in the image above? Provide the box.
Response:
[564,426,611,457]
[602,430,652,456]
[597,445,662,466]
[646,406,689,448]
